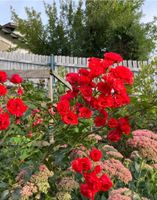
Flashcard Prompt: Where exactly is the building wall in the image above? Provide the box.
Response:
[0,39,11,51]
[0,33,28,53]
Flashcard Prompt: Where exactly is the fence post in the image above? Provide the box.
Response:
[48,54,55,101]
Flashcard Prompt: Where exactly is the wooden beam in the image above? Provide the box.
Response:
[4,70,50,79]
[51,70,72,90]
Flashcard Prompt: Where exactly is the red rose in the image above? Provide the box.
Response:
[0,71,7,83]
[0,84,7,96]
[7,98,28,117]
[60,90,78,101]
[104,52,123,63]
[107,129,121,142]
[10,74,23,84]
[100,174,113,191]
[89,148,102,162]
[94,116,107,127]
[101,59,114,70]
[112,93,130,107]
[88,57,104,78]
[83,172,101,193]
[111,66,134,85]
[108,118,118,128]
[62,111,78,125]
[80,183,93,199]
[71,158,83,173]
[113,79,126,94]
[17,87,24,96]
[78,75,91,85]
[97,94,113,109]
[79,69,90,76]
[66,72,79,86]
[94,109,108,127]
[93,165,102,175]
[0,112,10,130]
[78,107,92,119]
[81,157,92,171]
[56,100,70,115]
[118,117,131,135]
[97,81,112,95]
[71,157,92,173]
[79,86,93,101]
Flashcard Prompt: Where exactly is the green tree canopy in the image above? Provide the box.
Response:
[12,0,157,59]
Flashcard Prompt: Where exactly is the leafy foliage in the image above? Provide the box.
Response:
[129,59,157,131]
[12,0,157,59]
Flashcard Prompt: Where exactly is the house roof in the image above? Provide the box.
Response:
[0,22,22,40]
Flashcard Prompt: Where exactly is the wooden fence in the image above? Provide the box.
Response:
[0,51,156,100]
[0,51,150,71]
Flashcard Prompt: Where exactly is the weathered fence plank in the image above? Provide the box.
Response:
[4,70,50,78]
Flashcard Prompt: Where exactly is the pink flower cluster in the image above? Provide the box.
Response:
[69,145,89,159]
[108,188,132,200]
[127,130,157,161]
[31,108,43,127]
[103,158,132,184]
[15,165,53,199]
[87,134,103,142]
[108,187,149,200]
[102,145,123,159]
[20,183,37,198]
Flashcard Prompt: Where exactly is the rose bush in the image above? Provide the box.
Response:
[0,52,157,200]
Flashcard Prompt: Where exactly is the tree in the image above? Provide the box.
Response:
[11,0,157,59]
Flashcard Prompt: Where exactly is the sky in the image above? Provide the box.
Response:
[0,0,157,25]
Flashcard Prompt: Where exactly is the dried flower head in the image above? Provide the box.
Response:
[56,192,72,200]
[16,165,53,199]
[57,177,79,192]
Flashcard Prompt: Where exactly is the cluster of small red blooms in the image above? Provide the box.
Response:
[107,117,130,142]
[71,148,112,200]
[49,106,55,115]
[0,70,27,131]
[56,52,133,141]
[33,117,43,126]
[31,108,43,127]
[17,86,24,96]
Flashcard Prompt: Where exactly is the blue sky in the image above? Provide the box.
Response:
[0,0,157,25]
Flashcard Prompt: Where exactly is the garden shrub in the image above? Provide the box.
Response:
[0,52,157,200]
